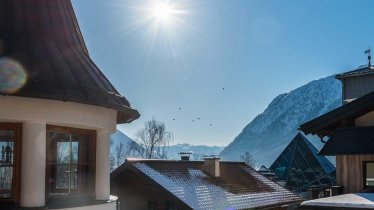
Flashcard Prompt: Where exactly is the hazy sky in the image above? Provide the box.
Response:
[72,0,374,146]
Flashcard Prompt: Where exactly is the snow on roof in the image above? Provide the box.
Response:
[257,165,269,171]
[335,65,374,80]
[117,160,302,210]
[301,193,374,209]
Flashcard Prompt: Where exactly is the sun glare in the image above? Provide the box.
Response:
[152,2,174,23]
[117,0,200,58]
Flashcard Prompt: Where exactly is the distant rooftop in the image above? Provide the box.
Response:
[112,159,302,210]
[301,193,374,209]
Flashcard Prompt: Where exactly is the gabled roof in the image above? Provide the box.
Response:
[257,165,277,178]
[270,133,336,192]
[335,65,374,80]
[257,165,269,172]
[0,0,139,123]
[112,159,302,210]
[299,90,374,137]
[319,127,374,156]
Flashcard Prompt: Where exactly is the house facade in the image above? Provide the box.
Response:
[300,63,374,194]
[299,58,374,209]
[0,0,139,209]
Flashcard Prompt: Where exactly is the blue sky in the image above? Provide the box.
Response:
[72,0,374,146]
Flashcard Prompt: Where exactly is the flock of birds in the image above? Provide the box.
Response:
[171,88,225,127]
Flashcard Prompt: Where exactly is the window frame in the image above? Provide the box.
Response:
[46,125,96,199]
[363,161,374,189]
[0,122,22,204]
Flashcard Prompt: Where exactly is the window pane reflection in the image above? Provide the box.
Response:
[366,162,374,186]
[0,130,14,199]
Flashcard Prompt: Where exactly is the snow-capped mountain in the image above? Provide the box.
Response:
[165,144,224,160]
[110,130,224,160]
[220,75,341,167]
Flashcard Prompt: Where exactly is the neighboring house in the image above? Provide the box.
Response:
[111,157,302,210]
[0,0,139,209]
[257,165,278,182]
[269,133,336,195]
[299,57,374,209]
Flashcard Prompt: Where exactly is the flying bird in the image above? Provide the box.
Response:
[197,117,200,120]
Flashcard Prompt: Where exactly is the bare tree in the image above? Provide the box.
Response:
[127,140,145,157]
[110,138,134,172]
[240,151,256,167]
[115,142,127,167]
[109,138,116,172]
[135,118,172,159]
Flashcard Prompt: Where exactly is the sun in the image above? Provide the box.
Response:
[117,0,197,57]
[151,2,175,24]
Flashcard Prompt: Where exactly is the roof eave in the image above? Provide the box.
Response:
[117,107,140,124]
[299,91,374,137]
[111,161,194,210]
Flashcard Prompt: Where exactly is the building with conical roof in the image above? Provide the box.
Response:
[0,0,139,209]
[269,133,336,194]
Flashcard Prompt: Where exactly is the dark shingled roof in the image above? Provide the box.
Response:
[112,159,302,210]
[0,0,139,124]
[319,127,374,156]
[335,65,374,80]
[299,90,374,137]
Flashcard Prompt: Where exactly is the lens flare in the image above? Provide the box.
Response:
[0,58,27,94]
[152,2,174,23]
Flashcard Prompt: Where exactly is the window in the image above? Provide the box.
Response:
[148,201,156,210]
[46,126,96,197]
[0,123,21,204]
[166,201,177,210]
[364,162,374,187]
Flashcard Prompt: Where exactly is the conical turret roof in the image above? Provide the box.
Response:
[0,0,139,123]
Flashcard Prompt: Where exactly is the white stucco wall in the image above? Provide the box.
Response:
[21,121,46,207]
[355,111,374,126]
[0,96,117,207]
[0,95,117,130]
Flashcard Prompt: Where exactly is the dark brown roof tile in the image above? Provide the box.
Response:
[112,160,303,210]
[0,0,139,123]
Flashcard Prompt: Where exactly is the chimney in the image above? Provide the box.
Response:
[179,152,192,161]
[203,156,220,177]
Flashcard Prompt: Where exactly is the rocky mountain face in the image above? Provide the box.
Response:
[220,76,341,167]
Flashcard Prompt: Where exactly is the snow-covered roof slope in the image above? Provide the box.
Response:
[113,159,303,210]
[301,193,374,209]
